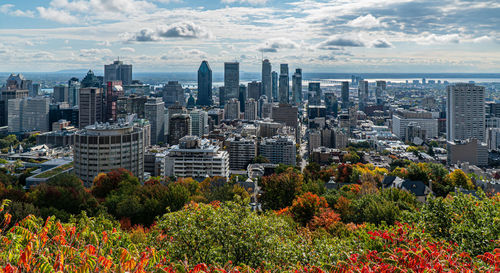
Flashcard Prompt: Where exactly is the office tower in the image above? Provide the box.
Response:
[163,81,185,107]
[74,121,148,185]
[325,92,338,117]
[53,85,69,103]
[447,138,488,166]
[145,97,165,145]
[164,136,229,178]
[68,78,80,107]
[341,81,349,109]
[238,85,247,112]
[247,81,262,101]
[244,99,258,121]
[308,82,321,105]
[104,59,133,85]
[49,103,79,130]
[208,109,224,126]
[168,114,191,145]
[279,64,289,104]
[80,70,101,88]
[197,60,213,106]
[31,83,41,97]
[166,102,187,135]
[219,86,225,107]
[116,95,148,120]
[8,97,50,132]
[259,136,296,166]
[262,59,272,102]
[446,83,485,142]
[272,104,298,127]
[189,109,208,137]
[358,80,369,109]
[261,102,273,119]
[271,71,278,102]
[224,62,239,101]
[257,95,267,118]
[224,98,240,120]
[292,68,302,105]
[187,94,196,109]
[392,110,438,140]
[78,87,104,128]
[105,81,124,122]
[0,74,29,126]
[376,80,387,90]
[228,135,257,170]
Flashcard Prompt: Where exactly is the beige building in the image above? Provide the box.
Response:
[447,138,488,166]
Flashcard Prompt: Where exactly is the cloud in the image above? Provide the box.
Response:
[258,38,299,53]
[347,14,386,29]
[157,22,212,38]
[36,7,78,24]
[127,28,159,42]
[371,39,393,48]
[221,0,267,5]
[415,33,461,44]
[318,36,365,49]
[79,48,113,57]
[0,4,35,17]
[98,41,112,46]
[120,47,136,52]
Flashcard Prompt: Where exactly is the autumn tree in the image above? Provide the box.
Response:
[289,192,328,226]
[259,167,304,210]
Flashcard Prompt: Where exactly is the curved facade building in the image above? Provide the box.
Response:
[74,122,149,186]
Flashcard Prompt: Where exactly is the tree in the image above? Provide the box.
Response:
[445,169,474,190]
[407,163,430,185]
[343,152,360,164]
[259,168,304,210]
[91,168,134,199]
[289,192,328,226]
[252,155,270,164]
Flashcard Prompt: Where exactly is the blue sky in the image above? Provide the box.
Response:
[0,0,499,73]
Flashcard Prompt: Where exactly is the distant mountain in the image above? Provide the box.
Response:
[54,69,97,74]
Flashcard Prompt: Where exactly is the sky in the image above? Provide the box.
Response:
[0,0,499,73]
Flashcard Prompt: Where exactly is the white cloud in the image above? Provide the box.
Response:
[79,48,113,57]
[258,38,299,53]
[0,4,35,17]
[347,14,386,29]
[318,35,365,49]
[126,22,212,42]
[36,7,78,24]
[221,0,267,5]
[120,47,136,52]
[371,39,393,48]
[414,33,461,45]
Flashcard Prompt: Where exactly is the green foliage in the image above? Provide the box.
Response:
[343,151,361,164]
[252,155,270,164]
[259,168,304,210]
[0,134,18,149]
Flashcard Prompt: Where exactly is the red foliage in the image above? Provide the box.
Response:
[289,192,328,226]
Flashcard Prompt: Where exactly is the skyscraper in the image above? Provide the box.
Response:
[244,99,258,121]
[238,84,247,113]
[224,98,240,120]
[168,114,191,145]
[358,80,369,109]
[271,71,278,102]
[308,82,321,105]
[105,81,124,122]
[292,68,302,105]
[8,97,50,132]
[81,70,102,88]
[247,81,262,101]
[279,64,289,104]
[104,59,133,85]
[0,74,29,126]
[163,81,185,107]
[197,60,213,106]
[325,92,338,117]
[446,83,485,142]
[189,109,208,137]
[262,59,272,102]
[341,81,349,109]
[79,87,104,128]
[68,78,80,107]
[224,62,239,101]
[145,97,165,145]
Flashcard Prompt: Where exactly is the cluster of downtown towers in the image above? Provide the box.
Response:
[197,60,308,107]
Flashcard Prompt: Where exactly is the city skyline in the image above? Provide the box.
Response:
[0,0,499,73]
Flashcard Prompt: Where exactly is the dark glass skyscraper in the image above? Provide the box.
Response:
[279,64,289,104]
[341,81,349,109]
[196,60,212,106]
[271,71,278,102]
[262,59,272,102]
[224,62,239,101]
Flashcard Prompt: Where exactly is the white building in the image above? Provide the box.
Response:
[145,97,165,145]
[447,83,485,141]
[164,136,229,179]
[487,128,500,151]
[259,136,296,166]
[309,130,321,152]
[392,110,438,140]
[8,97,50,132]
[224,98,240,120]
[244,99,258,121]
[189,109,208,137]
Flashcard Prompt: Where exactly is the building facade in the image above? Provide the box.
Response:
[279,64,289,104]
[446,83,485,142]
[79,87,104,128]
[224,62,239,101]
[104,60,133,85]
[262,59,272,102]
[163,81,185,107]
[259,136,296,166]
[228,136,256,170]
[197,60,213,106]
[292,68,302,105]
[145,97,165,145]
[8,97,50,132]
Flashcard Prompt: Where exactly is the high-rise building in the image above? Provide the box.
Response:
[272,104,298,127]
[0,74,29,126]
[78,87,104,128]
[104,59,133,85]
[271,71,278,102]
[259,136,296,166]
[145,97,165,145]
[68,78,80,107]
[74,121,148,185]
[219,86,225,107]
[8,97,50,132]
[247,81,262,101]
[166,103,187,135]
[168,114,191,145]
[376,80,387,90]
[224,98,240,120]
[117,95,148,120]
[262,59,272,102]
[279,64,289,104]
[164,136,229,178]
[308,82,321,105]
[292,68,302,105]
[53,85,69,103]
[446,83,485,142]
[80,70,101,88]
[105,81,124,122]
[358,80,369,109]
[392,110,438,140]
[197,60,213,106]
[238,85,246,112]
[244,99,258,121]
[341,81,349,109]
[189,109,208,137]
[224,62,239,101]
[163,81,185,107]
[228,135,256,170]
[31,83,41,97]
[325,92,338,117]
[49,103,79,130]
